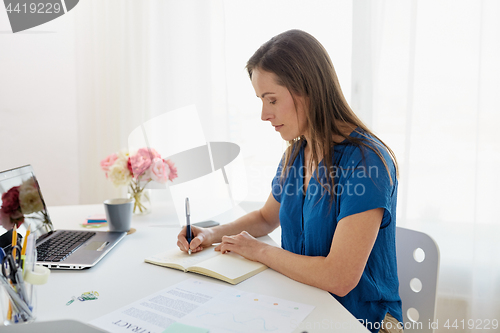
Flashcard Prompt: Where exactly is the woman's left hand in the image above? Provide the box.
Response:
[215,231,268,262]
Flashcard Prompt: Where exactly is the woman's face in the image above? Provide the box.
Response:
[251,68,308,141]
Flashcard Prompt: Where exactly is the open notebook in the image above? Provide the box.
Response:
[145,245,267,284]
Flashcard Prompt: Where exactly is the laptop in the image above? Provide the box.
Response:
[0,165,126,269]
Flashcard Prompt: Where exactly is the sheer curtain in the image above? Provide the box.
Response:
[74,0,156,203]
[73,0,353,205]
[74,0,229,204]
[352,0,500,329]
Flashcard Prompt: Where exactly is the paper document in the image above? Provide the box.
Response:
[90,278,315,333]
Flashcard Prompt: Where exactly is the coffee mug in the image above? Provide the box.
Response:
[104,198,133,232]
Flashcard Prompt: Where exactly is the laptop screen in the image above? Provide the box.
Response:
[0,165,53,240]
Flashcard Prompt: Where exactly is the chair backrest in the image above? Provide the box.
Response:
[396,227,440,333]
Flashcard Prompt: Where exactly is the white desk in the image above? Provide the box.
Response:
[31,202,368,332]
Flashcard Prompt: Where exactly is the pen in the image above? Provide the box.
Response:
[185,198,192,255]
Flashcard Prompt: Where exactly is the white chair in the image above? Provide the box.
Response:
[396,227,440,333]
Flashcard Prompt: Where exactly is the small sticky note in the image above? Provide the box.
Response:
[162,322,209,333]
[86,214,107,223]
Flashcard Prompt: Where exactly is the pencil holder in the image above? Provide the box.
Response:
[0,280,36,325]
[0,264,49,325]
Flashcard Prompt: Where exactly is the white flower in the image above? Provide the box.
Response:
[108,159,132,187]
[116,149,130,164]
[19,178,44,215]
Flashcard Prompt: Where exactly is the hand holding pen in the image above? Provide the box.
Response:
[177,198,215,254]
[185,198,192,255]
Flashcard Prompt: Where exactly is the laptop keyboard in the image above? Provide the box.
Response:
[37,230,96,262]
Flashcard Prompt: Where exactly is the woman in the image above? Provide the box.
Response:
[177,29,402,333]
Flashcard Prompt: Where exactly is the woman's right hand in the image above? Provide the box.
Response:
[177,226,215,254]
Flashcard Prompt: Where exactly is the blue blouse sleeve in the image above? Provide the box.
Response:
[336,145,397,228]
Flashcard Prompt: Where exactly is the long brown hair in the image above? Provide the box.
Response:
[246,29,398,195]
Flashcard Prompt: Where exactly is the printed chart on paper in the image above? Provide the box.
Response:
[91,278,314,333]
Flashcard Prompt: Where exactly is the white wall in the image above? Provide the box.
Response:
[0,0,353,206]
[0,6,79,206]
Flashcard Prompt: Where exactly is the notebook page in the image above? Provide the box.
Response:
[190,252,266,281]
[145,246,219,270]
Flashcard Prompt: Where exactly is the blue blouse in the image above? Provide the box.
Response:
[271,130,402,332]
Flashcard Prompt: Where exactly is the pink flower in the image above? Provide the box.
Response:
[127,158,133,175]
[150,158,169,183]
[1,186,21,215]
[0,209,15,229]
[164,159,178,181]
[100,153,118,175]
[0,186,24,229]
[10,210,24,227]
[101,148,177,189]
[129,148,160,179]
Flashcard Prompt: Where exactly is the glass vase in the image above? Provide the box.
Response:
[127,188,151,215]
